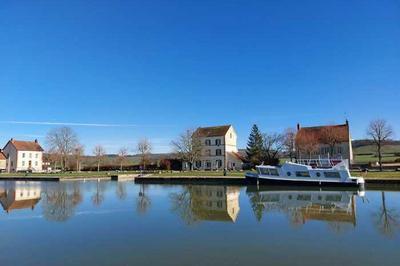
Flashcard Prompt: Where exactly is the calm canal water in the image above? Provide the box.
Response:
[0,180,399,266]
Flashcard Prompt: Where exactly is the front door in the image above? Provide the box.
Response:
[28,160,32,169]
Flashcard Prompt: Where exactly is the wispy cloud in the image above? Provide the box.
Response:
[0,121,174,128]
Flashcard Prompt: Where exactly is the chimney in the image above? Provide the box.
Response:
[10,138,14,142]
[345,119,349,126]
[34,139,38,143]
[297,123,300,131]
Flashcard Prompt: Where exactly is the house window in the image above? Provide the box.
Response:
[205,139,211,146]
[230,133,233,138]
[217,191,223,197]
[205,150,211,156]
[215,139,221,146]
[22,161,25,166]
[217,201,223,208]
[216,149,222,156]
[29,153,32,158]
[195,161,202,168]
[206,161,211,168]
[337,146,343,154]
[35,161,38,166]
[35,153,39,159]
[22,153,25,158]
[216,160,222,168]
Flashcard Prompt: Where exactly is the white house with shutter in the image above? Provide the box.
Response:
[188,125,244,171]
[2,139,44,172]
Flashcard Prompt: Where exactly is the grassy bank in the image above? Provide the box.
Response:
[351,171,400,180]
[0,171,140,179]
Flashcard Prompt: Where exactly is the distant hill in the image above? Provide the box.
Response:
[352,139,400,164]
[352,139,400,149]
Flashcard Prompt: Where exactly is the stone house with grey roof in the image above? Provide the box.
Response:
[187,125,244,171]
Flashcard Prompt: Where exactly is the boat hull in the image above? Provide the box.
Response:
[245,174,362,188]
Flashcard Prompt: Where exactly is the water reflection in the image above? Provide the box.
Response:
[0,181,41,213]
[247,186,362,232]
[170,185,240,224]
[0,180,399,240]
[372,191,400,238]
[137,184,151,215]
[42,182,82,222]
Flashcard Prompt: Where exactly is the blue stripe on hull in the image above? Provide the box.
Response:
[245,177,360,187]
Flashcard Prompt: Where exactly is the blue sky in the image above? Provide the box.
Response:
[0,0,399,154]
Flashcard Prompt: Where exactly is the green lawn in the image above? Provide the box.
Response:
[353,154,400,164]
[0,171,140,179]
[351,171,400,180]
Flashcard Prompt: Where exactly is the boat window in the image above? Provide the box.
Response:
[316,172,321,177]
[297,194,311,201]
[287,172,291,176]
[269,169,279,176]
[262,194,280,202]
[296,171,310,177]
[325,195,342,202]
[259,168,270,175]
[324,172,341,178]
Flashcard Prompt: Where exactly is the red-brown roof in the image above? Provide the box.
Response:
[0,152,6,160]
[0,198,41,212]
[296,123,350,144]
[195,125,232,137]
[7,139,44,152]
[229,152,245,162]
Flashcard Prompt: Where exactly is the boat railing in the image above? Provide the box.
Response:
[294,159,345,168]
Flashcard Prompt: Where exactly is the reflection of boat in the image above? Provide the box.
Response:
[0,181,41,213]
[189,186,240,222]
[246,159,365,188]
[247,185,363,226]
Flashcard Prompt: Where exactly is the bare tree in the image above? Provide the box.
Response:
[72,144,84,172]
[117,147,129,171]
[373,192,400,238]
[137,184,151,215]
[93,145,106,172]
[261,133,284,165]
[367,119,394,171]
[171,129,202,171]
[321,126,342,156]
[46,127,78,171]
[296,133,319,159]
[137,138,152,170]
[283,128,296,161]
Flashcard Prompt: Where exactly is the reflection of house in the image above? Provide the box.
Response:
[252,189,357,226]
[0,181,41,213]
[295,121,353,165]
[2,139,44,172]
[190,125,244,171]
[189,185,240,222]
[0,150,6,172]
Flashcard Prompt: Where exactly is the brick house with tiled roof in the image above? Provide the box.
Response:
[189,125,244,171]
[2,139,44,172]
[295,120,353,165]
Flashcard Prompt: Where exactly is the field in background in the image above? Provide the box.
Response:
[353,144,400,164]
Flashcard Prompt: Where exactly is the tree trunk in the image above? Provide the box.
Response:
[97,161,100,172]
[120,162,123,171]
[378,142,383,171]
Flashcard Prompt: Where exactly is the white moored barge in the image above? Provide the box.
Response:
[245,159,365,188]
